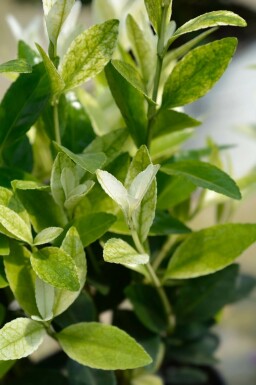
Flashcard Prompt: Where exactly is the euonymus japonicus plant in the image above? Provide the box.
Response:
[0,0,254,384]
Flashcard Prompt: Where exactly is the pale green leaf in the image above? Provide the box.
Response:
[0,318,46,360]
[57,322,152,369]
[45,0,75,45]
[54,142,106,173]
[53,227,87,316]
[0,205,33,244]
[161,160,241,200]
[35,277,55,320]
[0,59,31,74]
[34,227,63,246]
[61,167,77,198]
[144,0,162,34]
[96,170,129,215]
[4,242,39,316]
[42,0,55,15]
[165,224,256,279]
[171,11,246,43]
[104,238,149,265]
[36,43,65,97]
[31,247,80,291]
[60,19,119,90]
[64,181,95,211]
[162,38,238,108]
[132,374,164,385]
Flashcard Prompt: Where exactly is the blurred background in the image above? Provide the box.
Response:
[1,1,256,384]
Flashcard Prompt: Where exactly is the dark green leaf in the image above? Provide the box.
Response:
[161,160,241,200]
[162,38,237,108]
[150,211,191,235]
[165,224,256,279]
[151,110,201,139]
[165,367,208,384]
[73,213,116,247]
[105,62,147,147]
[18,40,40,66]
[67,359,116,385]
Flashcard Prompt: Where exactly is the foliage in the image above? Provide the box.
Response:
[0,1,252,384]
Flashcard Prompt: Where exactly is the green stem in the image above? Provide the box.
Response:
[147,4,170,147]
[153,235,177,271]
[53,102,61,145]
[130,229,175,334]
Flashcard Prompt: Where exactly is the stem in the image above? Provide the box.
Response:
[153,235,177,271]
[147,4,170,147]
[130,229,175,334]
[53,101,61,145]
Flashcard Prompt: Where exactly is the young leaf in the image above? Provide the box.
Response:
[56,322,152,369]
[162,38,237,108]
[171,11,246,43]
[151,109,201,139]
[54,227,87,316]
[60,19,119,90]
[165,224,256,279]
[144,0,162,35]
[161,160,241,200]
[31,247,80,291]
[0,205,33,244]
[96,170,129,215]
[73,213,116,248]
[36,43,65,97]
[45,0,75,46]
[103,238,149,265]
[105,62,148,147]
[64,182,95,211]
[0,59,31,74]
[35,277,55,320]
[54,142,106,173]
[4,242,39,316]
[34,227,63,246]
[0,318,46,360]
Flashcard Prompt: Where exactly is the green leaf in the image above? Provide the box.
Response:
[157,176,196,209]
[83,128,129,166]
[54,142,106,173]
[53,227,87,316]
[161,160,241,200]
[150,211,191,235]
[0,318,46,360]
[103,238,149,265]
[0,205,32,244]
[132,374,163,385]
[35,277,55,321]
[151,109,201,139]
[165,224,256,279]
[64,182,95,212]
[175,265,238,322]
[0,234,10,256]
[34,227,63,246]
[60,19,119,90]
[0,259,8,288]
[4,242,39,316]
[45,0,75,45]
[0,360,16,379]
[36,44,65,97]
[105,62,147,147]
[31,247,80,291]
[67,360,116,385]
[73,213,116,247]
[111,60,147,98]
[171,11,246,42]
[162,38,237,108]
[166,367,207,385]
[126,14,155,86]
[15,186,67,232]
[125,284,168,333]
[18,40,40,66]
[0,59,31,74]
[0,63,50,149]
[56,322,152,369]
[144,0,162,35]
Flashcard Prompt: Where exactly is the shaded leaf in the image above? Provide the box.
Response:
[150,211,191,235]
[35,277,55,320]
